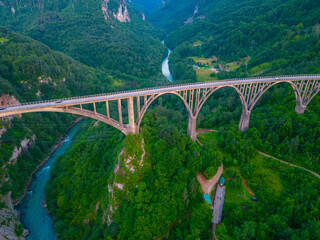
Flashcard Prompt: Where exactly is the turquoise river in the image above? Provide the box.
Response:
[17,121,84,240]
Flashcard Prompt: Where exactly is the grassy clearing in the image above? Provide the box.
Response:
[195,69,217,82]
[190,56,218,64]
[225,179,252,205]
[248,154,284,196]
[199,131,285,200]
[190,56,249,81]
[226,57,249,71]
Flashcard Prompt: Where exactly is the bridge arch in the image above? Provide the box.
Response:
[136,92,192,130]
[185,86,247,140]
[11,107,130,135]
[247,81,298,110]
[194,86,247,117]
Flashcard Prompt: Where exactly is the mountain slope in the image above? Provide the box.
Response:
[0,0,167,80]
[126,0,162,14]
[161,0,320,81]
[148,0,199,33]
[0,26,111,238]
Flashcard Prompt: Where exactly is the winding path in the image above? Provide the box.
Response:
[257,151,320,179]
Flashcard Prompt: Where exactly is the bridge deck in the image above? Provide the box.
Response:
[0,75,319,115]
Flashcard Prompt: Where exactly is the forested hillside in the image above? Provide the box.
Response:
[46,104,222,239]
[158,0,320,82]
[0,26,113,238]
[45,87,320,239]
[0,0,319,239]
[148,0,199,33]
[0,0,167,81]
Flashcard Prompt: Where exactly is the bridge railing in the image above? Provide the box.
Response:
[2,74,320,108]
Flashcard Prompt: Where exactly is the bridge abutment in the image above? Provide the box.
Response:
[238,108,251,131]
[187,114,197,141]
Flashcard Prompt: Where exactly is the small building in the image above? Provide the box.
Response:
[212,185,226,224]
[219,177,225,186]
[203,194,213,205]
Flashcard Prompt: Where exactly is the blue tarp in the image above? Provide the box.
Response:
[203,194,213,205]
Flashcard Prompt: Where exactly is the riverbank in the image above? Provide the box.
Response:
[16,118,85,239]
[0,119,83,240]
[14,117,84,206]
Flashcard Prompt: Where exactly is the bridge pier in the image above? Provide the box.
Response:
[295,102,306,114]
[127,97,138,134]
[238,108,251,131]
[187,114,197,141]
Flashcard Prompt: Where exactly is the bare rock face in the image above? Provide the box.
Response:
[0,94,21,120]
[9,135,36,165]
[102,0,131,23]
[102,0,110,21]
[183,1,206,24]
[0,126,7,138]
[0,193,28,240]
[0,94,20,107]
[113,3,130,22]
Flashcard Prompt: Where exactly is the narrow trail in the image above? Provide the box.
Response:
[241,177,254,196]
[257,151,320,179]
[195,130,319,180]
[197,165,223,195]
[196,129,218,146]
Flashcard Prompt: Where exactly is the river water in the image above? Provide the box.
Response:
[161,41,174,82]
[16,121,83,240]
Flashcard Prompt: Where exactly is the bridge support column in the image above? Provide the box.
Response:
[127,97,138,134]
[295,101,306,114]
[187,114,197,141]
[238,108,251,131]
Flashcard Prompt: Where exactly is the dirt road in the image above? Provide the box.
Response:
[197,165,223,195]
[257,151,320,179]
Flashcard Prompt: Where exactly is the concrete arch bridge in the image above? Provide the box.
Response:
[0,75,319,140]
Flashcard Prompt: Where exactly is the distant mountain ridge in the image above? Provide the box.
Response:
[155,0,320,81]
[147,0,201,33]
[0,0,167,80]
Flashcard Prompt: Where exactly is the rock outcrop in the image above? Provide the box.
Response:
[9,135,36,165]
[0,193,28,240]
[102,0,131,23]
[0,94,21,119]
[106,137,145,224]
